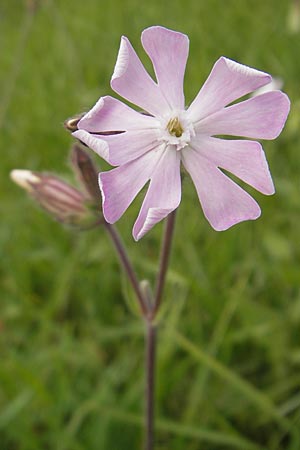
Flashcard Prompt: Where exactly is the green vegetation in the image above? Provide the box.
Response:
[1,0,300,448]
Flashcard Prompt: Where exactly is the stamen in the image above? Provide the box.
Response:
[167,117,183,138]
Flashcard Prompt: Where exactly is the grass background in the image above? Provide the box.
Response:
[1,0,300,449]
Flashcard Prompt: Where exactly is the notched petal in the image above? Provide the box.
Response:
[99,147,165,224]
[141,26,189,110]
[78,96,154,133]
[133,148,181,240]
[111,36,170,116]
[182,149,262,231]
[190,137,275,195]
[195,91,290,140]
[188,56,272,122]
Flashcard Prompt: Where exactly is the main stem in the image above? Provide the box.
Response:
[145,320,156,450]
[144,209,177,450]
[103,211,177,450]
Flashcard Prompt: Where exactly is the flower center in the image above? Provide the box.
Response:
[158,111,195,151]
[167,117,183,138]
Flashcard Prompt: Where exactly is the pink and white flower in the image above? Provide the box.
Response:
[73,26,290,240]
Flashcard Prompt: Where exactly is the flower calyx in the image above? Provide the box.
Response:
[10,167,102,229]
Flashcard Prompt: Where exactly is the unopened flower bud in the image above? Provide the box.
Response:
[10,169,101,228]
[70,144,101,202]
[64,113,85,133]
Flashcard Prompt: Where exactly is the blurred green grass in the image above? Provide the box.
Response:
[1,0,300,448]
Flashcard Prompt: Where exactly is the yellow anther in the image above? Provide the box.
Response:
[167,117,183,138]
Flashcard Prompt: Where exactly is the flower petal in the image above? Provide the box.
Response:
[99,129,160,166]
[141,26,189,110]
[111,37,170,116]
[251,77,283,97]
[133,147,181,241]
[99,145,165,224]
[77,96,156,132]
[190,136,275,195]
[73,129,109,161]
[188,57,272,122]
[182,148,261,231]
[195,91,290,140]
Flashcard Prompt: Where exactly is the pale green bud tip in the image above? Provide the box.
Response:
[10,170,40,192]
